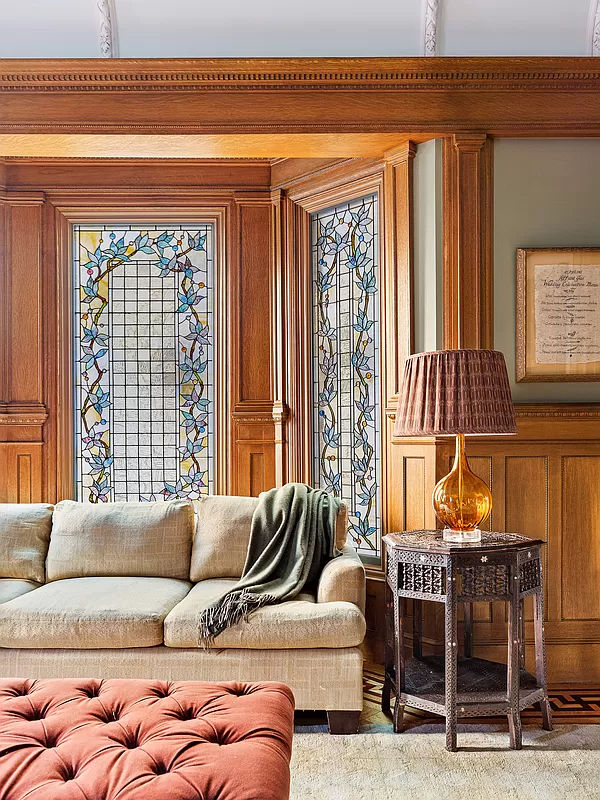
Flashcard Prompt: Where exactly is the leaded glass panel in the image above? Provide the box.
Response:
[311,194,381,560]
[73,224,214,502]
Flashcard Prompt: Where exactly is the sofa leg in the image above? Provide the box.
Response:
[327,711,361,734]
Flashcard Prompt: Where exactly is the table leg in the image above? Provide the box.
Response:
[413,599,423,660]
[507,573,523,750]
[464,601,473,659]
[533,582,553,732]
[520,598,526,669]
[393,594,406,733]
[445,563,458,752]
[382,580,394,716]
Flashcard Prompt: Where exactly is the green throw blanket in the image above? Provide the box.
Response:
[196,483,341,646]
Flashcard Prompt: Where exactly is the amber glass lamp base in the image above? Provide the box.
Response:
[432,434,492,543]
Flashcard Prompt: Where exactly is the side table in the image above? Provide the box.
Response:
[382,530,553,751]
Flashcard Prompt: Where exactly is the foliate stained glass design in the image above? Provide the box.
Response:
[73,224,214,503]
[311,194,381,560]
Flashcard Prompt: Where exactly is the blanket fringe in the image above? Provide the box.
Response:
[197,590,276,649]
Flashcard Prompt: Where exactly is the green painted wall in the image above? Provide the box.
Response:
[413,139,443,354]
[494,138,600,402]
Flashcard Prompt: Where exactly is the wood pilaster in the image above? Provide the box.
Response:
[442,133,493,349]
[0,190,47,502]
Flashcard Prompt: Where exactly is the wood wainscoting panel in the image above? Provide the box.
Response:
[561,456,600,623]
[232,418,277,497]
[403,457,426,531]
[0,443,43,503]
[505,455,549,622]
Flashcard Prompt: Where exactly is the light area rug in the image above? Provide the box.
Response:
[290,723,600,800]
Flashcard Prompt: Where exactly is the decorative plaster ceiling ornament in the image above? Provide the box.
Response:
[591,0,600,55]
[423,0,441,57]
[97,0,119,58]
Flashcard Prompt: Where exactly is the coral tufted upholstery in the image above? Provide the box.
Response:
[0,678,294,800]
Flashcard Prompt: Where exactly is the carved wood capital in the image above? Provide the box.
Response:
[452,133,488,152]
[384,141,417,166]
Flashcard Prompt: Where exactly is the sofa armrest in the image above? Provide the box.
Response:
[317,543,366,614]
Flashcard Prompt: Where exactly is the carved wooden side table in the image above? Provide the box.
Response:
[382,530,553,751]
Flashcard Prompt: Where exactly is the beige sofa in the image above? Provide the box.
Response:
[0,497,366,732]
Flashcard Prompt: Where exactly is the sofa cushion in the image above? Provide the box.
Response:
[0,579,40,605]
[191,495,348,582]
[164,578,366,649]
[0,503,53,583]
[0,576,191,648]
[46,499,194,581]
[191,495,260,581]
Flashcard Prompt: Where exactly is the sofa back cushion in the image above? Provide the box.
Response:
[0,504,53,583]
[190,495,348,582]
[46,500,193,581]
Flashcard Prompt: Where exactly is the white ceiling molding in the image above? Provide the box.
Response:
[587,0,600,54]
[97,0,119,58]
[422,0,441,56]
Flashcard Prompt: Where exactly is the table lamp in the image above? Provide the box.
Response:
[394,349,517,542]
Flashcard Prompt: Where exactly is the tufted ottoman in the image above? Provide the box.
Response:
[0,679,294,800]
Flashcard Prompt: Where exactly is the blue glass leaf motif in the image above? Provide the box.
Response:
[356,482,377,505]
[318,383,336,406]
[322,426,341,448]
[358,270,377,294]
[319,353,337,378]
[353,310,374,332]
[177,288,199,313]
[347,250,369,270]
[323,468,342,494]
[325,229,350,256]
[319,319,337,341]
[183,320,210,346]
[189,231,207,251]
[351,352,370,371]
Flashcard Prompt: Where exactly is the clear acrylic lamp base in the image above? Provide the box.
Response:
[443,528,482,543]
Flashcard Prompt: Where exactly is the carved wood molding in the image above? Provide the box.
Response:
[232,402,289,424]
[514,404,600,419]
[2,58,600,91]
[0,191,45,206]
[0,404,48,426]
[284,159,384,205]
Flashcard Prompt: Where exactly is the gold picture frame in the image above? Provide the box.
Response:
[516,247,600,382]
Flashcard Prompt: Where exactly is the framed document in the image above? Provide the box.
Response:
[516,247,600,382]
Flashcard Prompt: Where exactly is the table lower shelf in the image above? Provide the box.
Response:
[390,656,545,717]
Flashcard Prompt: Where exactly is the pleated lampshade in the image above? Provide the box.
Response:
[394,349,517,437]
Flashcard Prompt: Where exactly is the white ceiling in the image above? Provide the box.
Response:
[0,0,597,58]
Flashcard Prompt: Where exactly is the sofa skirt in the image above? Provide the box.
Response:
[0,646,363,711]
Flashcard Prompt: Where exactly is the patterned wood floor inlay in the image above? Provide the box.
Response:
[363,664,600,726]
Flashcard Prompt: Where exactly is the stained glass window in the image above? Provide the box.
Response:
[311,194,381,560]
[73,224,214,503]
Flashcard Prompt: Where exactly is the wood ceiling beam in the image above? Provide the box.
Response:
[0,134,431,160]
[0,58,599,138]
